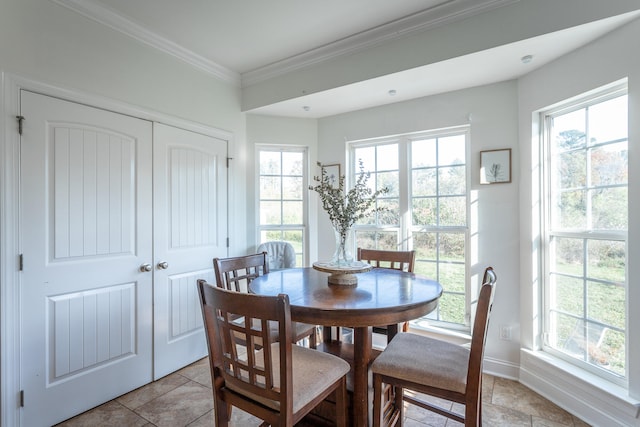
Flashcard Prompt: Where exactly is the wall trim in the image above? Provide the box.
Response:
[1,71,22,427]
[50,0,517,88]
[242,0,518,87]
[0,72,234,426]
[520,349,640,427]
[484,355,520,380]
[6,74,234,142]
[51,0,241,86]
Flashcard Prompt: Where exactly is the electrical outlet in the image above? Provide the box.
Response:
[499,325,511,341]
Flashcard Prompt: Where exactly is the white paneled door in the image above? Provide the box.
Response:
[19,92,228,426]
[152,122,227,379]
[20,91,154,426]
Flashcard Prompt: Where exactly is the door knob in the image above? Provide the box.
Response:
[157,261,169,270]
[139,263,152,272]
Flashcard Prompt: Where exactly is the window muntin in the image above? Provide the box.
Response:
[258,148,307,266]
[543,89,628,381]
[350,129,469,327]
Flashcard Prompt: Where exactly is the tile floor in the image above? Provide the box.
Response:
[56,356,592,427]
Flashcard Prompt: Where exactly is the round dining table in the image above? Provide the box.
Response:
[250,266,442,427]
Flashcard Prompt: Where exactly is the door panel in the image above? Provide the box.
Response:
[49,282,137,376]
[153,122,228,379]
[20,91,153,427]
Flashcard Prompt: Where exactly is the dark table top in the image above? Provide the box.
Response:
[250,267,442,327]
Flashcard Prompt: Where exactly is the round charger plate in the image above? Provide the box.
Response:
[312,261,372,286]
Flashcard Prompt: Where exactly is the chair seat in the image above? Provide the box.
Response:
[293,322,317,342]
[371,333,469,394]
[227,343,350,413]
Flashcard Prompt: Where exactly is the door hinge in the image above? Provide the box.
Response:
[19,254,23,271]
[226,237,229,248]
[20,390,24,407]
[16,115,25,135]
[226,157,233,168]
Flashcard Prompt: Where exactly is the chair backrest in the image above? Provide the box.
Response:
[357,248,416,272]
[197,280,294,417]
[213,252,269,293]
[257,241,296,270]
[466,266,497,398]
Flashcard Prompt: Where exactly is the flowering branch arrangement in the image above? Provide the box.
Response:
[309,161,389,263]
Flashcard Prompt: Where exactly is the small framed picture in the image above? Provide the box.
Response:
[321,163,341,189]
[480,149,511,184]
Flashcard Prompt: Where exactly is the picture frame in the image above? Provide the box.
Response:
[480,149,511,184]
[321,163,341,189]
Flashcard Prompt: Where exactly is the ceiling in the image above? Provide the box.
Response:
[54,0,639,118]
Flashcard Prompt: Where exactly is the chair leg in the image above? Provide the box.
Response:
[309,327,317,348]
[395,386,404,426]
[373,374,383,427]
[335,377,348,427]
[373,374,403,427]
[465,396,480,427]
[213,397,230,426]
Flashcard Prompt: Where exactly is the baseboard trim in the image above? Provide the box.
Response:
[483,355,520,380]
[519,349,640,427]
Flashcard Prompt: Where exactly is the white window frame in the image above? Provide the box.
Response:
[540,84,628,386]
[256,145,309,266]
[348,126,471,329]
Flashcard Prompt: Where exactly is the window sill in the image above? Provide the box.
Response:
[520,348,640,426]
[408,321,471,345]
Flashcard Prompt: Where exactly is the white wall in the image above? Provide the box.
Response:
[0,0,241,129]
[245,114,319,261]
[517,18,640,426]
[0,0,250,255]
[0,2,246,424]
[317,81,521,370]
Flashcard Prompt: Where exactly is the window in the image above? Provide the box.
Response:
[257,147,307,266]
[542,86,628,382]
[349,127,469,327]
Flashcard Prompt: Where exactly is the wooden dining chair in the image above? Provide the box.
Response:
[357,248,416,272]
[371,266,497,427]
[358,248,416,341]
[197,280,349,427]
[213,252,317,347]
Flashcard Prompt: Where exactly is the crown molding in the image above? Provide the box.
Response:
[52,0,241,86]
[52,0,517,89]
[241,0,519,87]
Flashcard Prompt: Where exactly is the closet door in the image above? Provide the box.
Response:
[19,91,153,427]
[152,123,228,379]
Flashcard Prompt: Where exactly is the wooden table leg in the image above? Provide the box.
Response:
[386,323,399,343]
[322,325,332,342]
[352,326,372,427]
